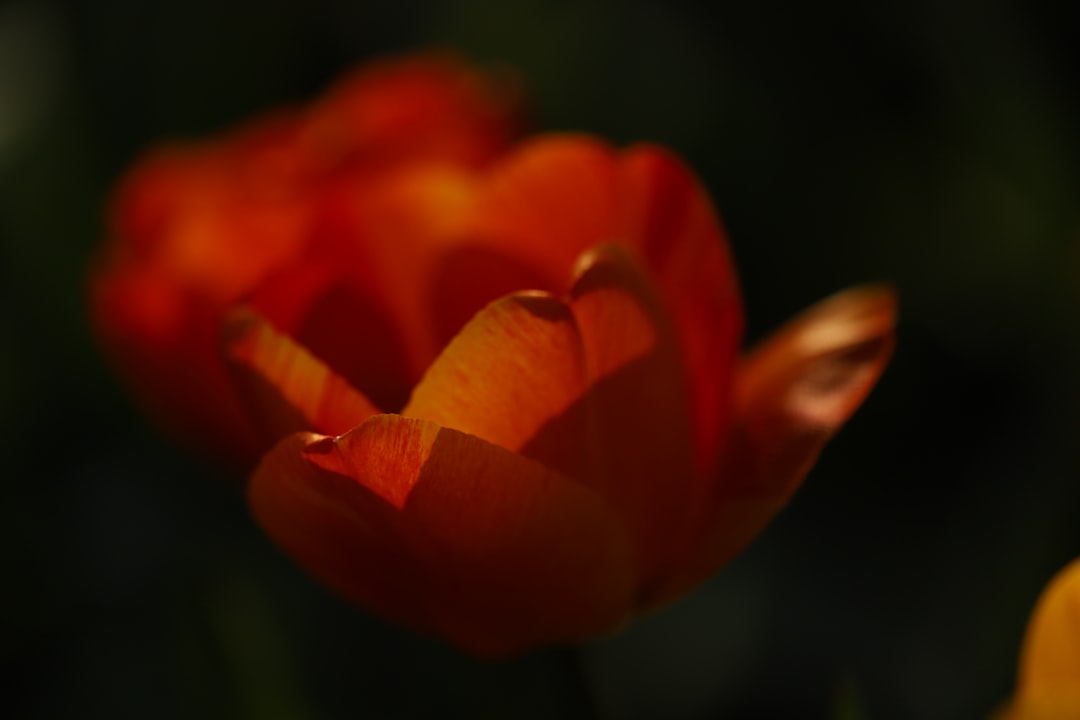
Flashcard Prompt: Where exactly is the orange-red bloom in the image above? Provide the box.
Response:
[999,558,1080,719]
[91,54,896,656]
[90,53,521,468]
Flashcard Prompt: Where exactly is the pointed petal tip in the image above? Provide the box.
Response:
[569,243,639,289]
[646,285,896,606]
[803,282,902,347]
[739,283,897,432]
[778,284,897,429]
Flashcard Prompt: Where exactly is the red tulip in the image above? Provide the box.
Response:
[999,558,1080,718]
[91,55,895,656]
[90,53,521,468]
[224,133,895,654]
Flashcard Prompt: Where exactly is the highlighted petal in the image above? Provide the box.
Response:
[223,307,378,439]
[404,293,592,478]
[649,286,896,605]
[554,245,699,591]
[1004,558,1080,718]
[734,285,896,445]
[248,415,636,656]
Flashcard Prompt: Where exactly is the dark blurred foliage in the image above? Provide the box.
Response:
[2,1,1079,718]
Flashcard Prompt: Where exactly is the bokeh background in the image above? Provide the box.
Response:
[3,1,1079,718]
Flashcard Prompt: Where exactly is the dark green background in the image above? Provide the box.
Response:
[3,1,1079,717]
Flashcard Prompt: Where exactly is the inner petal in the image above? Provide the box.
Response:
[222,307,379,441]
[404,292,592,479]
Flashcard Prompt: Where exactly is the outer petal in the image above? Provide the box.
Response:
[403,292,593,479]
[618,146,743,476]
[248,415,636,656]
[104,116,314,304]
[222,307,379,440]
[300,52,521,173]
[646,286,896,607]
[1001,558,1080,719]
[529,244,699,594]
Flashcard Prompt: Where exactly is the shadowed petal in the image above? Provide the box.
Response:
[645,286,896,607]
[427,244,553,350]
[404,292,593,478]
[222,307,379,439]
[248,415,636,656]
[555,244,699,593]
[619,145,743,476]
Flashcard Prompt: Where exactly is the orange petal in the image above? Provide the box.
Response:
[222,307,378,440]
[467,135,621,290]
[647,286,896,606]
[300,53,521,173]
[106,120,313,305]
[549,244,699,594]
[1003,558,1080,718]
[248,415,636,656]
[403,292,593,479]
[619,145,743,476]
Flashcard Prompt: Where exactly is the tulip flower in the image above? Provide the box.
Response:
[90,55,896,656]
[221,133,895,654]
[90,53,520,468]
[999,558,1080,719]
